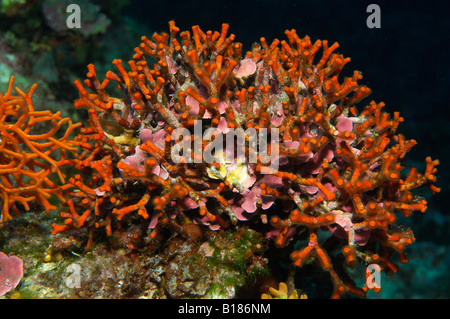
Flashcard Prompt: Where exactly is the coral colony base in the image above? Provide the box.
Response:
[0,21,439,298]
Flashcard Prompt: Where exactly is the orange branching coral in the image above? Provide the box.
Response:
[0,76,81,223]
[52,22,439,297]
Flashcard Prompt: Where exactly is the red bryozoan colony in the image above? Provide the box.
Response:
[51,21,439,298]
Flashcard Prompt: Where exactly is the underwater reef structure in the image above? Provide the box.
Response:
[0,76,80,223]
[50,21,439,298]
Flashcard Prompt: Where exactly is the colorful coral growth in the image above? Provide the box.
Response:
[261,282,306,299]
[0,76,80,223]
[52,21,439,297]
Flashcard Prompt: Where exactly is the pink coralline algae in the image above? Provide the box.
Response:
[0,252,23,296]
